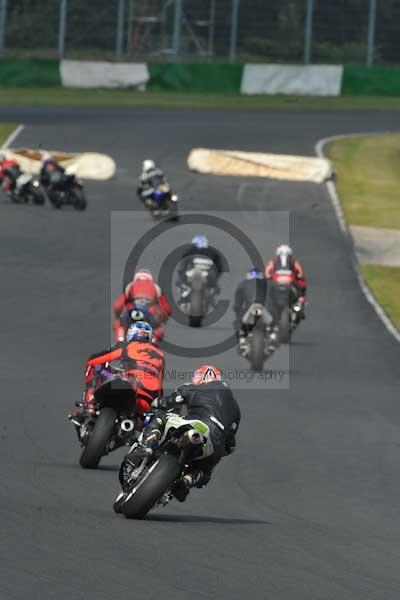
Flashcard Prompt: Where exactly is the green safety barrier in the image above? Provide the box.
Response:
[342,66,400,97]
[0,59,61,86]
[148,62,243,93]
[2,59,400,98]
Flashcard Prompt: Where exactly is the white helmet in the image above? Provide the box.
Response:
[42,152,53,163]
[143,159,155,172]
[276,244,293,257]
[276,244,293,268]
[133,268,154,282]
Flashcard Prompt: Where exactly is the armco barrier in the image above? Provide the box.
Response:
[0,59,61,86]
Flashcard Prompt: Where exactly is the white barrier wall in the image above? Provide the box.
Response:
[60,60,149,89]
[241,64,343,96]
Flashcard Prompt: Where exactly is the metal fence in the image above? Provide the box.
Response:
[0,0,399,66]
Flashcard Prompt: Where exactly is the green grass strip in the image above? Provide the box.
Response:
[342,66,400,97]
[327,134,400,229]
[0,123,18,146]
[361,265,400,329]
[2,87,400,110]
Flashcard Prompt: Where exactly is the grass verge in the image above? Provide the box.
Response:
[1,87,400,110]
[327,134,400,332]
[360,265,400,329]
[327,134,400,229]
[0,123,18,146]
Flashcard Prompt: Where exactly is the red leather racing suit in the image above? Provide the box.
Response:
[84,340,164,418]
[265,257,307,303]
[0,158,21,191]
[113,279,171,343]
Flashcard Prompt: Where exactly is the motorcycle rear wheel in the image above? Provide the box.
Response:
[122,453,181,519]
[31,185,46,206]
[79,407,117,469]
[72,188,87,211]
[249,325,265,371]
[189,288,204,328]
[279,307,291,344]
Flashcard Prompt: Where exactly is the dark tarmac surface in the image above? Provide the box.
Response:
[1,107,399,600]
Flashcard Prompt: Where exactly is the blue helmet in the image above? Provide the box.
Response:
[246,267,264,280]
[192,234,209,250]
[126,321,153,343]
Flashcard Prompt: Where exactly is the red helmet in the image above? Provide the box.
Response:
[133,268,153,282]
[192,365,222,385]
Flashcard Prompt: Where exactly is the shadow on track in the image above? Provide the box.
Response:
[45,462,120,472]
[146,513,271,525]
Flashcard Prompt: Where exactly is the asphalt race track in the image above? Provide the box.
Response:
[1,107,400,600]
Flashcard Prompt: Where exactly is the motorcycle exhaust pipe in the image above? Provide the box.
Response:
[121,419,135,433]
[187,430,203,445]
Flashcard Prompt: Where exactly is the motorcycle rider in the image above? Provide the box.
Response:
[70,321,164,426]
[39,152,66,188]
[177,235,225,305]
[233,267,277,352]
[137,159,167,209]
[118,365,241,504]
[113,268,171,343]
[233,267,268,328]
[0,152,22,192]
[265,244,307,316]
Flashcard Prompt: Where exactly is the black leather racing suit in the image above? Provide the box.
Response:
[119,381,240,496]
[177,246,225,294]
[144,380,240,472]
[40,161,66,188]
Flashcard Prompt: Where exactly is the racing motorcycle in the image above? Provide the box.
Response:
[114,412,210,519]
[269,271,304,343]
[114,305,164,344]
[180,265,217,328]
[46,171,87,210]
[6,172,46,205]
[238,303,277,371]
[69,366,140,469]
[144,182,179,221]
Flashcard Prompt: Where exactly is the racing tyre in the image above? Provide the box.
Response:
[189,288,203,328]
[49,192,62,209]
[79,407,117,469]
[113,491,126,514]
[249,325,265,371]
[72,188,87,211]
[29,184,46,206]
[122,453,181,519]
[279,307,291,344]
[169,203,179,222]
[189,315,202,327]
